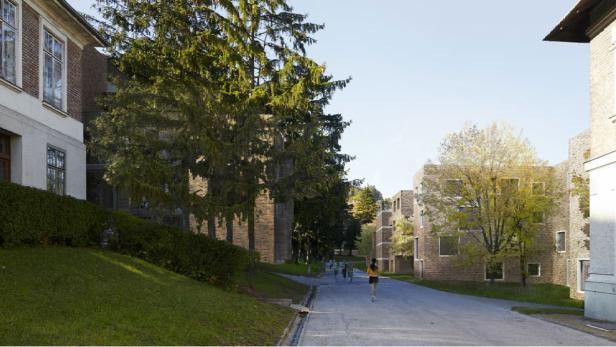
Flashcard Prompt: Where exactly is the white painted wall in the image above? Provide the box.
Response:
[0,99,86,199]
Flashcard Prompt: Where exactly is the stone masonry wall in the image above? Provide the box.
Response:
[188,175,278,263]
[567,130,591,299]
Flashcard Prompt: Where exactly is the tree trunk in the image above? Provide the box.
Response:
[248,205,255,252]
[226,215,233,243]
[520,241,527,287]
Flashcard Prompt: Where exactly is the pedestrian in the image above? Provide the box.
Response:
[347,262,354,282]
[333,261,339,280]
[342,261,347,280]
[367,258,379,302]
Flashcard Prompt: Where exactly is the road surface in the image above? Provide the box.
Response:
[294,269,613,346]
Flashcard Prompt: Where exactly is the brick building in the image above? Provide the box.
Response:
[546,0,616,321]
[0,0,105,198]
[372,190,413,272]
[411,163,571,284]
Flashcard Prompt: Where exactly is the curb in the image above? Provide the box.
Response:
[278,284,317,346]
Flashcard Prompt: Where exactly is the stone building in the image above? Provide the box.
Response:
[372,190,414,273]
[411,163,570,284]
[546,0,616,321]
[0,0,105,198]
[389,190,414,273]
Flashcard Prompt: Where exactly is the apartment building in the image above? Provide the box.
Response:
[0,0,105,198]
[389,190,414,273]
[373,203,392,271]
[546,0,616,321]
[411,163,570,284]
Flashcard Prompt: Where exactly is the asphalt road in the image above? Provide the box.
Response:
[296,269,614,346]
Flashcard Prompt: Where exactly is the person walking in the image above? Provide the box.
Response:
[347,262,354,282]
[333,261,339,280]
[341,261,347,280]
[367,258,379,302]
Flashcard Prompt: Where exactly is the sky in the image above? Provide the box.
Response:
[68,0,588,198]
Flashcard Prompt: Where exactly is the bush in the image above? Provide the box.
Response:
[0,181,250,286]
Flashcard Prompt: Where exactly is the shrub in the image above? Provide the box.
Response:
[0,181,250,286]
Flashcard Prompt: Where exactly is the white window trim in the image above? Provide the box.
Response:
[39,18,68,112]
[438,235,459,257]
[0,0,23,88]
[555,231,566,253]
[484,262,505,281]
[527,263,541,277]
[577,258,590,294]
[532,181,545,196]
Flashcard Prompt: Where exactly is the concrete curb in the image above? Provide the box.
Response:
[278,285,316,346]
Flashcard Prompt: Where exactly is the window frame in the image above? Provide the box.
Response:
[438,235,459,257]
[484,262,505,281]
[527,263,541,277]
[46,144,66,196]
[0,0,19,86]
[555,231,566,253]
[444,178,463,198]
[39,19,67,112]
[414,236,419,260]
[0,132,10,182]
[500,177,520,194]
[532,211,545,224]
[532,182,545,196]
[577,258,590,293]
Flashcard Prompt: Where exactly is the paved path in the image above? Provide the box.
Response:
[295,269,614,346]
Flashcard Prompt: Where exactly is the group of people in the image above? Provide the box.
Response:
[329,260,355,282]
[327,258,380,303]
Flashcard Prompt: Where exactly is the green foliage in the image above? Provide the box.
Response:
[421,122,563,283]
[357,223,375,258]
[0,181,107,247]
[0,181,249,286]
[0,248,293,345]
[390,217,414,257]
[571,173,590,219]
[511,306,583,316]
[349,185,380,224]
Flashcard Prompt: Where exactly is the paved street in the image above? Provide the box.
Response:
[296,269,614,346]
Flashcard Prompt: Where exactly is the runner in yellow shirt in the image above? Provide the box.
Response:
[367,258,379,302]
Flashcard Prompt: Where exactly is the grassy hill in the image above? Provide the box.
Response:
[0,247,302,345]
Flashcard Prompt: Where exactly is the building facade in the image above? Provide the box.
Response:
[389,190,414,273]
[411,164,570,284]
[373,205,392,271]
[0,0,104,199]
[546,0,616,321]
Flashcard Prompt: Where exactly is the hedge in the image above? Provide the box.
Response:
[0,181,250,286]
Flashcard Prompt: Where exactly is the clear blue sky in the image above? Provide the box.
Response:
[69,0,588,198]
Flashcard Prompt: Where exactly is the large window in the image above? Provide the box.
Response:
[1,0,16,83]
[444,179,463,197]
[0,133,9,181]
[439,236,458,256]
[43,30,64,109]
[556,231,566,252]
[578,259,590,293]
[532,211,545,224]
[485,262,504,281]
[414,237,419,259]
[500,178,520,193]
[47,146,65,195]
[528,263,541,277]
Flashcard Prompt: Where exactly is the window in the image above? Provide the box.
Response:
[0,133,9,181]
[532,211,544,224]
[556,231,566,252]
[532,182,545,195]
[500,178,519,193]
[0,0,16,83]
[414,237,419,259]
[578,259,590,292]
[47,146,65,195]
[439,236,458,256]
[485,262,504,281]
[419,210,424,228]
[444,179,463,197]
[459,206,480,230]
[528,263,540,277]
[43,30,64,109]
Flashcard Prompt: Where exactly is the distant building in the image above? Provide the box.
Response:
[373,190,413,272]
[0,0,105,198]
[546,0,616,321]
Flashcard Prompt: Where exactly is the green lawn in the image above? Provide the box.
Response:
[0,247,297,345]
[235,264,309,304]
[259,261,324,277]
[383,273,583,308]
[511,306,584,316]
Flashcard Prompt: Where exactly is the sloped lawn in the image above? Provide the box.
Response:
[0,247,296,345]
